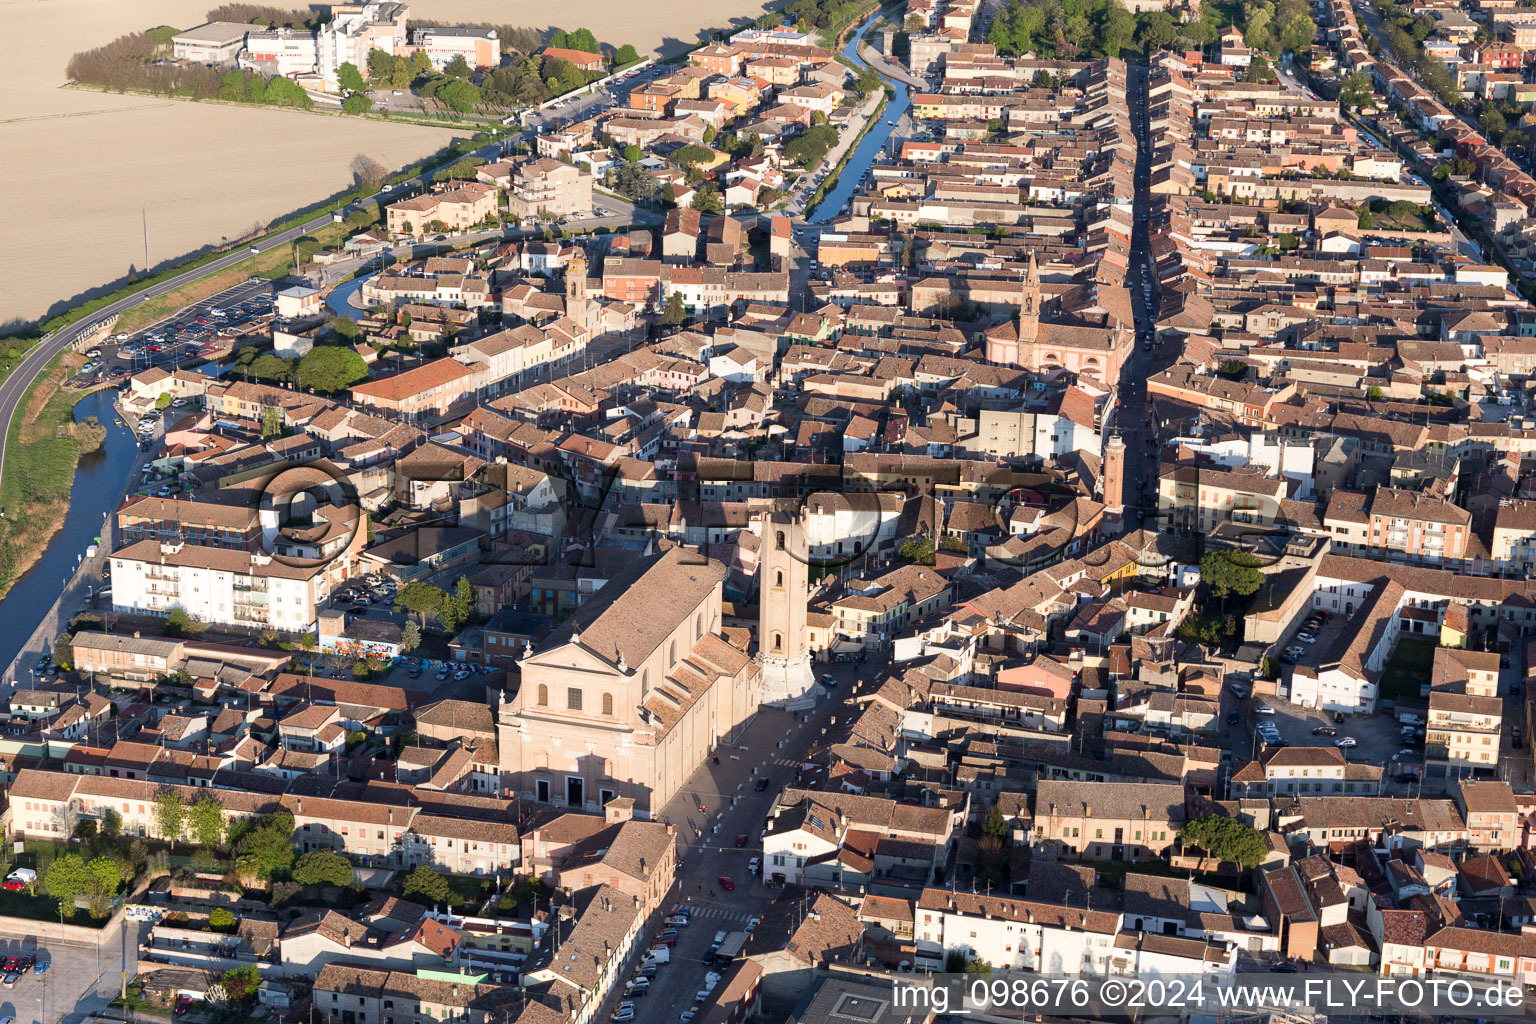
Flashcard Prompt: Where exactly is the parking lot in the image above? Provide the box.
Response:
[73,280,272,389]
[0,924,138,1024]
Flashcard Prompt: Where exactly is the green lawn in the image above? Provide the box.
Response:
[1379,634,1436,701]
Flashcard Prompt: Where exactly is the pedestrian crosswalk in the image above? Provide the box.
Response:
[687,905,754,924]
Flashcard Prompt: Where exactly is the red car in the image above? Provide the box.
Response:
[734,834,748,847]
[0,880,23,892]
[718,876,735,891]
[175,996,195,1016]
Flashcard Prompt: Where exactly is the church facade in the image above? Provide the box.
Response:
[984,254,1133,384]
[496,547,760,817]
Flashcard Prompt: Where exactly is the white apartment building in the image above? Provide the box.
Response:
[800,491,903,562]
[110,539,331,634]
[915,889,1123,974]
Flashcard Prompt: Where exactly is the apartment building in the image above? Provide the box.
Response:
[1229,745,1383,798]
[109,540,332,633]
[1157,463,1288,533]
[1031,781,1186,863]
[350,358,476,422]
[505,159,593,221]
[1426,647,1502,774]
[914,889,1123,973]
[1454,779,1521,851]
[386,183,499,238]
[5,769,523,875]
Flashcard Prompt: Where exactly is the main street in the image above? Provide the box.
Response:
[620,659,870,1024]
[1115,63,1164,521]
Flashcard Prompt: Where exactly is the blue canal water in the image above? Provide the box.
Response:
[327,272,377,322]
[808,10,913,224]
[0,389,136,675]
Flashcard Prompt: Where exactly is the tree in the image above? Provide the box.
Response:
[1481,106,1508,145]
[87,855,121,896]
[343,93,374,115]
[222,966,260,1004]
[296,346,369,393]
[1338,70,1372,110]
[982,805,1008,838]
[188,796,225,849]
[1137,11,1178,50]
[453,575,476,623]
[155,392,173,410]
[611,161,658,202]
[74,819,98,840]
[232,810,296,879]
[673,144,715,168]
[690,187,724,214]
[898,538,936,566]
[351,154,389,189]
[437,79,482,113]
[1367,385,1385,400]
[209,907,237,931]
[101,808,122,838]
[1199,549,1264,599]
[401,865,455,906]
[659,292,687,327]
[155,789,186,847]
[293,850,355,888]
[397,581,447,626]
[367,47,396,82]
[337,61,366,93]
[963,958,994,974]
[623,143,642,163]
[42,853,90,915]
[565,27,600,53]
[1179,813,1269,868]
[400,620,421,653]
[444,54,472,78]
[614,43,640,65]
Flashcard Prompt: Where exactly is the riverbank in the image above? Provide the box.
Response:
[0,358,108,603]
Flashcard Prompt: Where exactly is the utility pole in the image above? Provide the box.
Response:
[142,207,150,270]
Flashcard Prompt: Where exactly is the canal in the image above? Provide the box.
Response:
[808,8,912,224]
[0,389,136,677]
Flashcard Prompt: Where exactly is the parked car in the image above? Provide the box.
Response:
[1333,711,1345,724]
[753,777,768,792]
[1254,705,1276,715]
[1311,726,1337,736]
[1335,737,1357,748]
[1226,711,1240,726]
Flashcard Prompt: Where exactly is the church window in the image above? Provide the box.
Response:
[602,693,614,716]
[567,688,582,711]
[537,685,548,706]
[669,640,677,666]
[775,570,784,589]
[776,530,785,550]
[772,632,784,653]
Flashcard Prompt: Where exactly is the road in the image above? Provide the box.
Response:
[623,660,868,1024]
[1115,63,1165,521]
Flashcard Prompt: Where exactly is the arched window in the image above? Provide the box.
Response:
[772,631,784,652]
[602,692,614,716]
[669,639,677,666]
[695,611,703,641]
[776,530,786,550]
[537,684,548,706]
[641,669,650,696]
[775,569,784,588]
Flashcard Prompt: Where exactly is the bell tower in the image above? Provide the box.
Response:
[1019,252,1041,344]
[565,247,590,330]
[757,508,816,708]
[1104,432,1127,520]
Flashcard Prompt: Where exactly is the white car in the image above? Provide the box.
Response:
[1255,704,1276,715]
[1335,737,1358,748]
